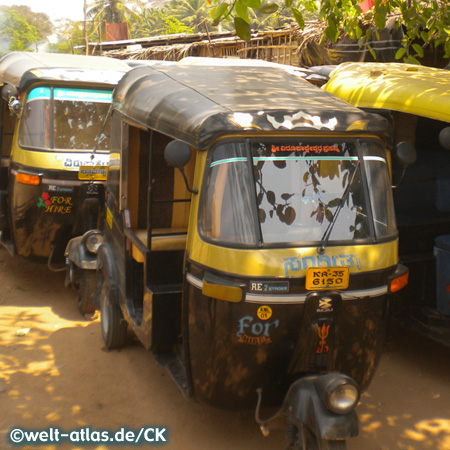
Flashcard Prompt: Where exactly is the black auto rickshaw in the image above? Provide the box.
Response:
[322,62,450,346]
[0,52,130,313]
[92,62,408,449]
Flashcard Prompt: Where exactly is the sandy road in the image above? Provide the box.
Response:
[0,246,450,450]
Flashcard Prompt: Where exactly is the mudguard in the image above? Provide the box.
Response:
[65,236,98,270]
[95,243,119,307]
[0,189,8,230]
[283,374,359,440]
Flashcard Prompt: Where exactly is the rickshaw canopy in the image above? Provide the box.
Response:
[324,62,450,123]
[0,52,131,89]
[112,64,392,150]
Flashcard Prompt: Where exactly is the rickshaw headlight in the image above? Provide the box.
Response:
[84,231,103,254]
[325,379,359,415]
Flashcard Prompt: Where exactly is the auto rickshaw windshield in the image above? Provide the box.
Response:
[199,137,396,247]
[19,86,113,151]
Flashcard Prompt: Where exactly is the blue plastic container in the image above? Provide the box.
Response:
[434,235,450,316]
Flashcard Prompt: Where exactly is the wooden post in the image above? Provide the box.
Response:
[84,0,88,55]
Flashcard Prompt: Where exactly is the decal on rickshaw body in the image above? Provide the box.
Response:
[270,144,340,154]
[250,281,289,293]
[86,183,99,195]
[64,159,108,168]
[236,315,279,345]
[48,185,74,193]
[106,208,113,229]
[238,335,273,345]
[317,297,333,313]
[37,192,51,208]
[256,306,272,320]
[316,324,330,354]
[38,192,73,214]
[283,254,361,276]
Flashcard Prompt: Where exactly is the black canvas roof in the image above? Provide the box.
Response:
[113,63,392,150]
[0,52,131,89]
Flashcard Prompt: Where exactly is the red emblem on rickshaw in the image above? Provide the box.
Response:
[316,324,330,354]
[37,192,51,208]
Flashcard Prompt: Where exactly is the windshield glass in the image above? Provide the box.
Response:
[199,138,396,247]
[19,86,112,151]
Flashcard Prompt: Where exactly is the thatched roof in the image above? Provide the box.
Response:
[91,22,327,66]
[90,18,419,67]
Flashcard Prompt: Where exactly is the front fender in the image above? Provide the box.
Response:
[96,243,119,306]
[283,374,359,440]
[65,235,98,270]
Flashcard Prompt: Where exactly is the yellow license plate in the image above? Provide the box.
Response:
[78,165,108,181]
[305,267,349,290]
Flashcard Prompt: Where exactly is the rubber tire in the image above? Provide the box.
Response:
[77,269,96,315]
[100,281,127,349]
[299,426,347,450]
[318,439,346,450]
[67,261,78,290]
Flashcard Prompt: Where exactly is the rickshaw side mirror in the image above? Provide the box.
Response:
[164,140,192,168]
[392,141,417,189]
[2,84,22,116]
[164,140,198,194]
[2,84,18,102]
[439,127,450,151]
[394,141,417,168]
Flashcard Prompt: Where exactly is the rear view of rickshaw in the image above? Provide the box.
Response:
[95,63,408,449]
[322,62,450,345]
[0,52,130,313]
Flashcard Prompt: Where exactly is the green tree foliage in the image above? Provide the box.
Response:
[166,0,213,32]
[129,8,167,37]
[163,15,195,34]
[130,8,195,37]
[87,0,141,25]
[0,8,40,51]
[209,0,450,63]
[7,5,54,42]
[130,0,213,38]
[50,20,86,54]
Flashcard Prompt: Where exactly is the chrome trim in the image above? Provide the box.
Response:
[186,272,389,304]
[340,286,388,299]
[42,178,84,186]
[246,294,307,304]
[186,273,203,290]
[11,168,43,177]
[246,286,388,304]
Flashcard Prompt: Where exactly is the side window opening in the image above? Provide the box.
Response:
[125,126,194,258]
[1,97,16,160]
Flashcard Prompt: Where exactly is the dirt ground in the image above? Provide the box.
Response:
[1,246,450,450]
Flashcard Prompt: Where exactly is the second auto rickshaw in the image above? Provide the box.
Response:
[91,62,407,449]
[322,62,450,346]
[0,52,130,313]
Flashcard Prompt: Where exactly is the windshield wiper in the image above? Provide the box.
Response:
[317,160,360,254]
[89,102,114,161]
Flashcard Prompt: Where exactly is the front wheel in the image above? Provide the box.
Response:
[295,425,347,450]
[100,281,127,349]
[77,269,96,315]
[317,439,346,450]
